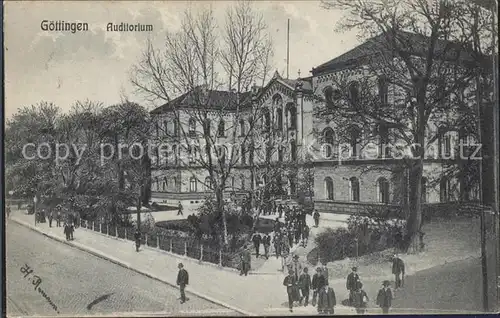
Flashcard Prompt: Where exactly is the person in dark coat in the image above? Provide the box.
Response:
[63,223,71,240]
[176,263,189,303]
[392,254,405,289]
[317,282,336,314]
[177,201,183,216]
[56,209,62,227]
[273,232,282,258]
[289,255,303,282]
[262,234,271,259]
[239,250,251,276]
[252,232,262,257]
[302,224,310,247]
[313,210,320,227]
[283,269,297,312]
[134,230,141,252]
[287,230,294,248]
[48,211,53,227]
[376,280,393,314]
[278,204,284,218]
[346,266,360,305]
[298,267,312,306]
[321,262,329,285]
[352,281,369,314]
[311,267,326,306]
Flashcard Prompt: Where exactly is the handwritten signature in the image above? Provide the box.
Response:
[20,264,60,314]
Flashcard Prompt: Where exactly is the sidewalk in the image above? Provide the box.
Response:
[9,210,483,315]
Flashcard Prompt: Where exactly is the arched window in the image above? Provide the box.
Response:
[349,126,361,157]
[349,177,360,202]
[240,176,246,190]
[421,177,428,203]
[278,146,284,162]
[240,145,246,165]
[172,145,178,164]
[204,177,211,191]
[276,108,283,129]
[378,76,388,106]
[263,108,271,132]
[188,117,196,136]
[289,176,297,196]
[290,140,297,161]
[239,119,245,136]
[155,177,159,191]
[377,177,390,203]
[378,124,390,157]
[286,103,297,129]
[189,177,197,192]
[349,81,359,105]
[173,119,179,137]
[322,127,336,158]
[273,94,283,106]
[324,86,334,103]
[218,120,225,137]
[217,146,227,164]
[324,177,334,200]
[173,177,178,191]
[204,119,211,137]
[256,175,262,188]
[440,177,450,202]
[163,120,169,136]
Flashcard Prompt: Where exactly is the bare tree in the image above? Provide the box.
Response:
[319,0,492,251]
[130,4,274,245]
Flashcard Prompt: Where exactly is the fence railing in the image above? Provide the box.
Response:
[79,219,240,270]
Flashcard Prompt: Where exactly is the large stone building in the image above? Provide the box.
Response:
[149,32,480,214]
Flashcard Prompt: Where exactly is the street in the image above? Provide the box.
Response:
[6,221,238,317]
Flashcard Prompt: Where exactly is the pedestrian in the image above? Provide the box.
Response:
[177,201,183,216]
[63,223,71,241]
[321,262,329,286]
[302,224,310,247]
[376,280,393,314]
[346,266,360,305]
[283,269,297,312]
[6,205,11,218]
[392,253,405,290]
[352,281,369,314]
[298,267,312,306]
[262,233,271,259]
[289,255,303,282]
[294,224,301,245]
[273,233,282,259]
[278,204,283,219]
[287,229,293,248]
[313,210,320,227]
[251,232,262,257]
[69,222,74,240]
[239,249,251,276]
[48,210,53,227]
[311,267,325,306]
[56,209,61,227]
[134,229,141,252]
[317,282,336,315]
[273,218,281,233]
[176,263,189,304]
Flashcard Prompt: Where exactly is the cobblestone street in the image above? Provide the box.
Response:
[6,221,238,317]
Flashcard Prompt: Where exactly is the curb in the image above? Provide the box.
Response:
[78,225,272,276]
[10,218,256,316]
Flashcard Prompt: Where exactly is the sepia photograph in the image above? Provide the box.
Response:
[3,0,499,316]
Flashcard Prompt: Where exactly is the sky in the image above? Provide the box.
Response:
[4,0,363,118]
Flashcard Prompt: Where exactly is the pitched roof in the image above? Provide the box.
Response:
[312,30,480,75]
[150,87,252,114]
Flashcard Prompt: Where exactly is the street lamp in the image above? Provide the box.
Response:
[33,195,38,226]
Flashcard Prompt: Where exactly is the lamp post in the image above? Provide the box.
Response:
[33,195,38,226]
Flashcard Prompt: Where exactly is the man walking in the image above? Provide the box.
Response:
[298,267,312,306]
[56,209,61,227]
[239,249,251,276]
[64,223,71,240]
[376,280,393,314]
[273,232,282,259]
[252,232,262,258]
[321,262,329,286]
[48,210,53,227]
[177,201,183,216]
[278,204,284,219]
[262,233,271,259]
[318,282,336,314]
[311,267,325,306]
[346,266,359,305]
[283,269,297,312]
[313,210,320,227]
[302,224,310,247]
[134,230,141,252]
[176,263,189,304]
[289,255,303,281]
[392,254,405,289]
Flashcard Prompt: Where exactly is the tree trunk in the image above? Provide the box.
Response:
[402,158,423,252]
[137,185,143,232]
[215,187,228,245]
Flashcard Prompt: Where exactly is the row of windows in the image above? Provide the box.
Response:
[323,177,390,203]
[322,77,389,107]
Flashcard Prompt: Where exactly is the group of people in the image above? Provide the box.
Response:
[283,256,335,313]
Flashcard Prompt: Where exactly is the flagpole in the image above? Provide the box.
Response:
[286,19,290,79]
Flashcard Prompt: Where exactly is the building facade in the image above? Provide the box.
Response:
[150,33,479,214]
